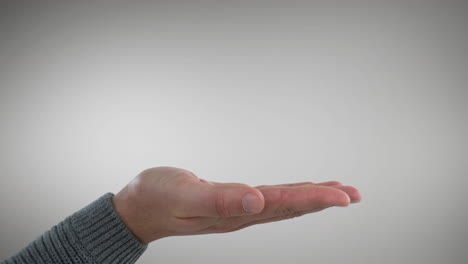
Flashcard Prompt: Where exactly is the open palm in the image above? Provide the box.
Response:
[112,167,361,244]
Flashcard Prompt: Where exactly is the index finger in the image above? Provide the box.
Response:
[258,184,351,216]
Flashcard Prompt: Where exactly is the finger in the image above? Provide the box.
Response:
[328,185,362,203]
[263,181,360,203]
[255,181,344,189]
[217,185,350,226]
[255,182,315,189]
[198,206,329,234]
[264,185,351,212]
[171,205,319,235]
[225,207,328,233]
[174,182,265,218]
[313,182,361,203]
[315,181,343,186]
[172,184,356,234]
[179,184,346,233]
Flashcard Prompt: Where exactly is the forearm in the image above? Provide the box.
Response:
[1,193,147,264]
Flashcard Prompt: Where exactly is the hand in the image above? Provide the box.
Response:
[112,166,361,245]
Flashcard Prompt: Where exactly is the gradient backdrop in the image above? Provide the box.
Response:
[1,1,467,263]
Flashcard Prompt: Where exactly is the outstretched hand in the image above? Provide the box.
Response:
[112,167,361,244]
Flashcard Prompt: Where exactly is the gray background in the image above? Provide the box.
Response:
[1,1,467,263]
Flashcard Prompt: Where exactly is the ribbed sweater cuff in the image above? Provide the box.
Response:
[66,193,147,263]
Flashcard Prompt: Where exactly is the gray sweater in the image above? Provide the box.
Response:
[1,193,147,264]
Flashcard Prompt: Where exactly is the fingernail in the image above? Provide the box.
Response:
[242,193,263,213]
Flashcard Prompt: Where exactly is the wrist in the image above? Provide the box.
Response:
[112,187,154,245]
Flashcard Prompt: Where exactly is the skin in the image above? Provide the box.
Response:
[112,166,362,245]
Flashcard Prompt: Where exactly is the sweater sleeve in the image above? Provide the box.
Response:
[1,193,147,264]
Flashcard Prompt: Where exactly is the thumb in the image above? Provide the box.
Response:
[180,182,265,217]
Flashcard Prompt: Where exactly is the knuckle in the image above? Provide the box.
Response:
[175,170,194,178]
[174,169,200,183]
[137,167,155,178]
[137,167,193,188]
